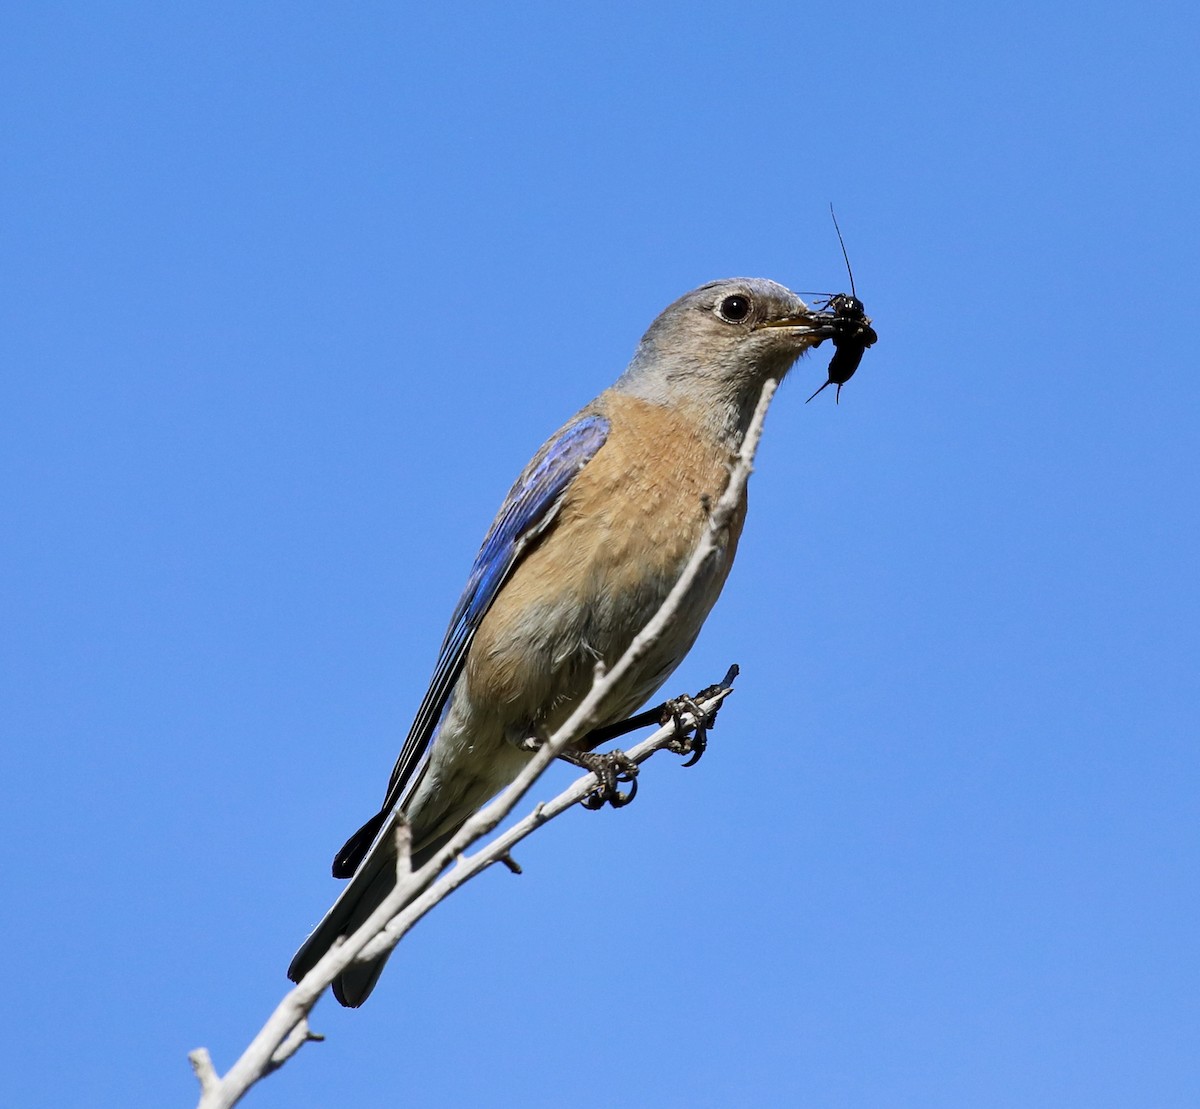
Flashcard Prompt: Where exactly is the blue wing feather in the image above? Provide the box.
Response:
[375,413,609,820]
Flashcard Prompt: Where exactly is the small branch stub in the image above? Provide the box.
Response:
[189,1049,219,1095]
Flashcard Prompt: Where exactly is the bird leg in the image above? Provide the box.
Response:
[576,705,663,751]
[564,687,718,811]
[543,666,738,807]
[574,664,738,753]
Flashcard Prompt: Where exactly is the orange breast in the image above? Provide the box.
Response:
[465,391,748,726]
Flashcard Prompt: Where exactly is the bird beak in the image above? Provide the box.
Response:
[757,311,839,339]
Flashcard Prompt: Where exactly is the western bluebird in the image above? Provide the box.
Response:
[288,278,856,1005]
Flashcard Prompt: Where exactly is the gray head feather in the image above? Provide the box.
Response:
[613,278,821,443]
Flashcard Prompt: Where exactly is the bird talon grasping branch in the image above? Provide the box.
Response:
[662,694,710,767]
[572,750,640,810]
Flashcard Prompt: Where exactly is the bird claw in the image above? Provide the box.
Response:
[576,750,640,810]
[662,693,717,767]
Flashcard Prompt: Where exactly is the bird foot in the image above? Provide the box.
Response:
[570,750,640,810]
[662,691,722,767]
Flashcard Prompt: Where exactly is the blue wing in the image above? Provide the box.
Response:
[332,413,609,877]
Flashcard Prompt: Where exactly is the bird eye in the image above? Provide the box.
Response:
[717,294,751,323]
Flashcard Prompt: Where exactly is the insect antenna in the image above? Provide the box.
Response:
[829,203,857,299]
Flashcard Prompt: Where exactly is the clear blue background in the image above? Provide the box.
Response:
[3,3,1197,1106]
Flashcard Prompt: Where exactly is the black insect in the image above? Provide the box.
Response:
[806,208,878,404]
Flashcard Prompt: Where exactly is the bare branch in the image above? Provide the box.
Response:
[188,1049,219,1095]
[189,377,780,1109]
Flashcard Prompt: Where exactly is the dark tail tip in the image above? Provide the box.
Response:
[332,810,388,879]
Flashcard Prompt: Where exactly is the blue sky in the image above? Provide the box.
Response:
[3,3,1197,1106]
